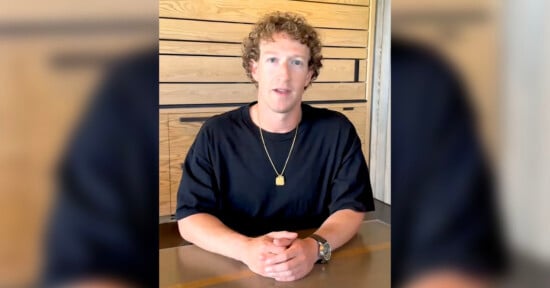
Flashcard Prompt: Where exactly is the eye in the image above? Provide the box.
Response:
[266,57,277,63]
[291,59,303,66]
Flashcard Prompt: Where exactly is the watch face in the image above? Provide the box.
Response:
[321,242,331,261]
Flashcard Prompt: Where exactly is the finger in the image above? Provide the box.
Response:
[264,249,295,265]
[272,237,294,247]
[266,231,298,239]
[262,243,287,255]
[269,269,293,279]
[265,256,300,273]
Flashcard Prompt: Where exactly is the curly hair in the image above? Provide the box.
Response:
[242,11,323,89]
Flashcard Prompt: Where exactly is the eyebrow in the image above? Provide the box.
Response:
[261,51,308,59]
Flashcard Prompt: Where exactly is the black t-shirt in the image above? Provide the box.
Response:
[176,102,374,236]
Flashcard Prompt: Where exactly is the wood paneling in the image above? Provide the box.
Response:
[160,82,366,105]
[160,19,368,47]
[160,0,369,30]
[159,114,171,216]
[323,47,367,59]
[160,40,367,59]
[160,56,363,83]
[298,0,369,5]
[359,59,367,84]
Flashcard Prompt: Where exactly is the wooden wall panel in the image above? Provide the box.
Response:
[160,56,362,83]
[159,114,171,216]
[298,0,369,5]
[160,82,366,105]
[160,0,369,30]
[160,19,368,47]
[160,40,367,59]
[359,59,367,84]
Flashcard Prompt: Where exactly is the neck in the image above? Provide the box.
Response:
[250,103,301,133]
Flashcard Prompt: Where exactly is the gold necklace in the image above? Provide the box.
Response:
[257,110,299,186]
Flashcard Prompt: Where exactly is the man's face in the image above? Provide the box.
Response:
[251,32,313,115]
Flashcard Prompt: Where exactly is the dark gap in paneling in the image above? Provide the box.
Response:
[179,117,211,122]
[160,99,366,109]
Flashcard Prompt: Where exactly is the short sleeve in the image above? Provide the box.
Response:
[328,122,375,214]
[175,125,220,220]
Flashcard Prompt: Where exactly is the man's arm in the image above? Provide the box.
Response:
[178,213,297,277]
[262,209,365,282]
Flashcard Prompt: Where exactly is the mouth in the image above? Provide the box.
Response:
[273,88,291,96]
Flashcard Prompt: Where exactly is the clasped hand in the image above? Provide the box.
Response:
[240,231,318,282]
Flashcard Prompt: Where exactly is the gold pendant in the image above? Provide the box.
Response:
[275,175,285,186]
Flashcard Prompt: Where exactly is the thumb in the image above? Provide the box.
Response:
[273,237,295,247]
[266,231,298,239]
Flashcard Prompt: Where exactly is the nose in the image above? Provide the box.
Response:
[277,61,290,81]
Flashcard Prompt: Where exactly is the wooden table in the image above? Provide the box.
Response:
[159,220,390,288]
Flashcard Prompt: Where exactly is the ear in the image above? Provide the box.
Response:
[250,60,259,82]
[304,68,314,87]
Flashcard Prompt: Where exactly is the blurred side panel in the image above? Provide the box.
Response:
[0,0,156,286]
[500,0,550,286]
[393,0,500,162]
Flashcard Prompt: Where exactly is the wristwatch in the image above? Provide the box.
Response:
[309,234,331,264]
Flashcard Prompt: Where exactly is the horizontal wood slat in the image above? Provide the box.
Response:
[160,82,366,104]
[160,19,368,47]
[160,40,367,59]
[160,56,365,82]
[297,0,369,6]
[159,0,369,30]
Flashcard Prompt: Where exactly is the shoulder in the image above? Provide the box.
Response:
[200,106,246,132]
[302,103,355,131]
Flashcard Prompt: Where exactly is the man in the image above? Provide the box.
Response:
[176,12,374,282]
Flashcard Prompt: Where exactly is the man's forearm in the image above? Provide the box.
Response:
[177,213,250,261]
[312,209,365,251]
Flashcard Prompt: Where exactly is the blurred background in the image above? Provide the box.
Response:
[0,1,155,286]
[0,0,548,286]
[393,0,549,286]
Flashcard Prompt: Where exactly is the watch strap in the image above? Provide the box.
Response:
[308,234,329,263]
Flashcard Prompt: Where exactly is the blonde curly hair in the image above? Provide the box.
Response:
[242,11,323,89]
